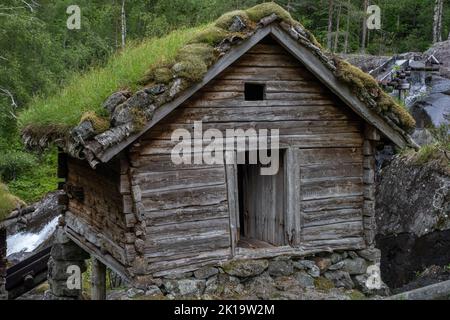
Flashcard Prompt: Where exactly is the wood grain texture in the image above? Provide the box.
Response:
[132,39,367,273]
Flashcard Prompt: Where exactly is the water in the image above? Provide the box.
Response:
[6,216,59,256]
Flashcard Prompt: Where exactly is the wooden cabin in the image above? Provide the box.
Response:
[53,17,415,287]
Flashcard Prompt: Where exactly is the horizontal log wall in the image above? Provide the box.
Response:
[298,146,365,250]
[67,158,127,265]
[131,39,366,276]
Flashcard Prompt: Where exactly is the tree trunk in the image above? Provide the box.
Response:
[361,0,369,53]
[333,3,342,53]
[433,0,444,43]
[327,0,334,50]
[343,0,351,54]
[121,0,127,49]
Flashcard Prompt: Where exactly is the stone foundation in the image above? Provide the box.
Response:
[128,248,390,300]
[0,228,7,300]
[46,226,89,300]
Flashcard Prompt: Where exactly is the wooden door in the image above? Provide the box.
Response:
[238,159,286,246]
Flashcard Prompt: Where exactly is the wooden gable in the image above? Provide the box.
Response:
[123,37,367,276]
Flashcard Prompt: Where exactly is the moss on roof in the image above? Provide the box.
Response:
[215,10,251,29]
[246,2,295,24]
[19,2,415,156]
[0,182,24,221]
[79,111,110,134]
[333,58,416,131]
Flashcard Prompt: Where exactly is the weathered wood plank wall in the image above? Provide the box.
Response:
[129,38,367,276]
[66,158,127,265]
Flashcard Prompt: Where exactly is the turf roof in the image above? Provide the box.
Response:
[19,2,416,159]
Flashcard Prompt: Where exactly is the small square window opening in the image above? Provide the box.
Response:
[245,83,265,101]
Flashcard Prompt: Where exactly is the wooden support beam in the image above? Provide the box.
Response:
[285,148,302,247]
[91,257,107,301]
[65,227,130,282]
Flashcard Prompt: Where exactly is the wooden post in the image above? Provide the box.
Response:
[285,148,301,247]
[225,151,239,257]
[91,257,107,300]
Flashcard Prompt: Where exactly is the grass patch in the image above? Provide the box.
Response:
[0,182,24,221]
[406,124,450,169]
[19,27,204,134]
[415,144,442,165]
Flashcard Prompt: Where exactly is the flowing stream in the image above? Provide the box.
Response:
[6,216,59,256]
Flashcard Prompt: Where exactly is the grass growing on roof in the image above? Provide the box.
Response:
[18,2,317,141]
[19,1,414,144]
[19,26,205,134]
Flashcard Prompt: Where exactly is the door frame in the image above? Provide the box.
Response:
[225,147,302,257]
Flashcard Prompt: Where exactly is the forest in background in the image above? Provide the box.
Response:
[0,0,449,203]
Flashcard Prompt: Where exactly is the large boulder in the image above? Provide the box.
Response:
[376,154,450,238]
[376,153,450,288]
